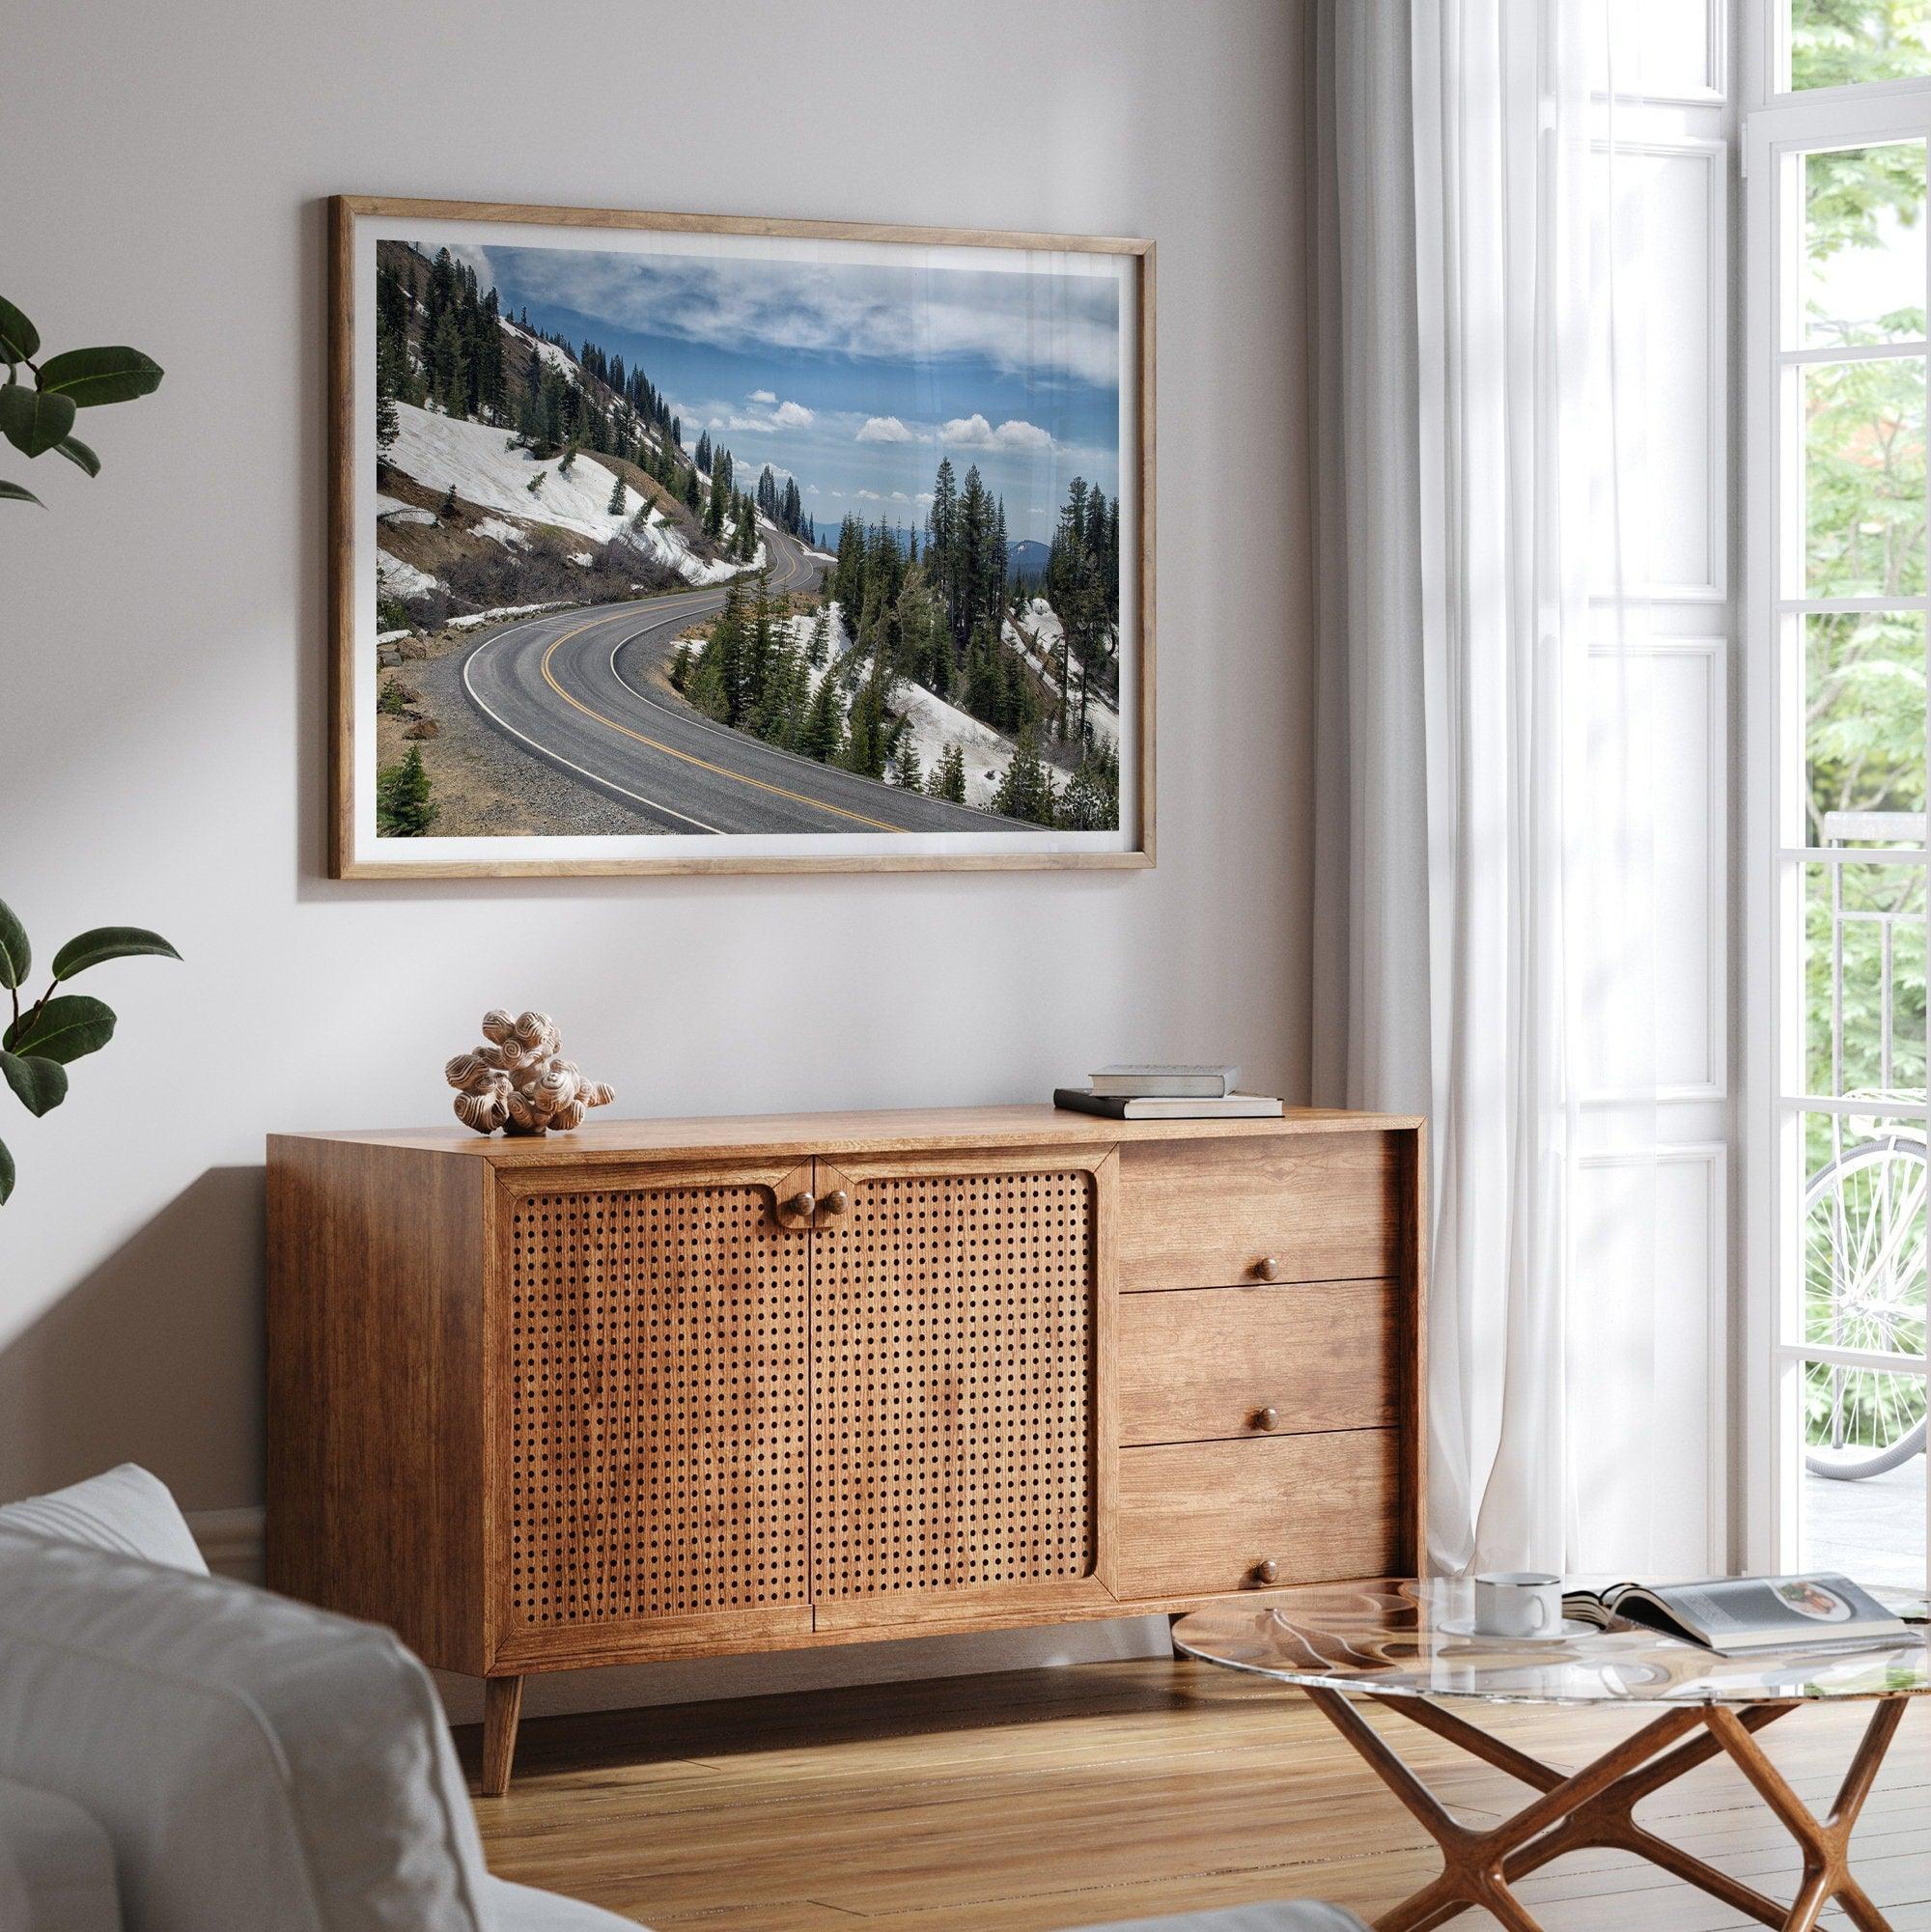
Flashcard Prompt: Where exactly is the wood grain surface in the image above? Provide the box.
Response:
[462,1658,1931,1930]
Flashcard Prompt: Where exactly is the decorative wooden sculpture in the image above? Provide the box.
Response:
[443,1009,613,1135]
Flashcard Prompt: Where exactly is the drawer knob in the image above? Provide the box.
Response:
[1255,1255,1281,1281]
[821,1189,850,1217]
[786,1190,816,1219]
[1253,1557,1280,1586]
[1254,1406,1279,1432]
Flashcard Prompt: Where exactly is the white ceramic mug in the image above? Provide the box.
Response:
[1471,1572,1563,1639]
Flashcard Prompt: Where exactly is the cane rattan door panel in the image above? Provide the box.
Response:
[810,1161,1101,1610]
[505,1176,809,1632]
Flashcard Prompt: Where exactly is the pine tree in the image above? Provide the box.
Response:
[842,663,892,779]
[1057,740,1119,830]
[712,580,749,722]
[705,469,726,540]
[606,471,626,516]
[440,483,457,518]
[376,745,437,836]
[964,619,1003,725]
[746,569,776,714]
[683,464,701,514]
[558,442,576,477]
[887,724,923,792]
[375,332,402,463]
[992,727,1055,826]
[929,457,959,635]
[800,667,843,762]
[934,742,967,804]
[807,605,830,670]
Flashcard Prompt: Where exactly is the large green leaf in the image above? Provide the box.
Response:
[0,1050,67,1117]
[5,994,115,1064]
[53,434,99,478]
[0,479,44,507]
[0,1134,14,1206]
[0,296,39,364]
[0,382,77,459]
[0,900,27,989]
[51,926,180,980]
[35,347,163,409]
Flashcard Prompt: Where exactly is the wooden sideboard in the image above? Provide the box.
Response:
[266,1105,1425,1792]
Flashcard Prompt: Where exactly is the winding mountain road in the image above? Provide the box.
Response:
[459,526,1021,835]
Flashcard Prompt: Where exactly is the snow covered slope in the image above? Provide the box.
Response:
[385,404,731,584]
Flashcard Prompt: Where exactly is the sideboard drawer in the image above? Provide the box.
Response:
[1119,1281,1397,1445]
[1115,1431,1401,1599]
[1118,1134,1403,1292]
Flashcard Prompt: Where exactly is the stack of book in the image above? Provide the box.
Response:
[1053,1064,1285,1120]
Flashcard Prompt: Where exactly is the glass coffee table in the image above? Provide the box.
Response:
[1173,1579,1931,1932]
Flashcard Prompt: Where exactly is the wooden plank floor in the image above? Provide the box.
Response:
[463,1658,1931,1931]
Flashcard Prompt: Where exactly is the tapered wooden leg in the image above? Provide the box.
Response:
[482,1674,524,1798]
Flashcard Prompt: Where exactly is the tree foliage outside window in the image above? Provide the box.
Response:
[1792,0,1931,1454]
[1791,0,1931,91]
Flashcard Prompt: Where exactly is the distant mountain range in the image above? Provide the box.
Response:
[862,530,1054,579]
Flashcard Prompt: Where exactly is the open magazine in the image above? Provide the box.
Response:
[1563,1574,1917,1658]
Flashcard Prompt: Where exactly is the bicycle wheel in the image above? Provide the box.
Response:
[1802,1134,1929,1481]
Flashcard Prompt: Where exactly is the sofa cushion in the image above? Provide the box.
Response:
[0,1464,207,1575]
[483,1875,641,1931]
[0,1524,492,1931]
[1063,1908,1367,1931]
[0,1774,122,1932]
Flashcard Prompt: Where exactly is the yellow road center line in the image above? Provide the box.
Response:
[536,611,905,833]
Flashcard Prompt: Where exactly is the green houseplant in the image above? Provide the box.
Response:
[2,293,162,504]
[3,292,174,1201]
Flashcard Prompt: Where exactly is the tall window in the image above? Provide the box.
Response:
[1749,0,1931,1599]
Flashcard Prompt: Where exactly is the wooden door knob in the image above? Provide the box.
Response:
[1254,1406,1279,1432]
[821,1190,850,1216]
[1254,1255,1281,1281]
[787,1190,816,1219]
[1253,1557,1279,1585]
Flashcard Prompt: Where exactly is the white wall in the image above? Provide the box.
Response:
[0,0,1314,1715]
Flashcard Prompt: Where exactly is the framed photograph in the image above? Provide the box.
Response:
[328,195,1154,878]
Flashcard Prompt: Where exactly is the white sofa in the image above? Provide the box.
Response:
[0,1466,1362,1932]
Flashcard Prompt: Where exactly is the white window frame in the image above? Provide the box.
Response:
[1743,0,1931,1597]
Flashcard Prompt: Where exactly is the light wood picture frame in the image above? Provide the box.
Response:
[328,195,1155,878]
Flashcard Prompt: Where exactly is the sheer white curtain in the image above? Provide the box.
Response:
[1309,0,1663,1576]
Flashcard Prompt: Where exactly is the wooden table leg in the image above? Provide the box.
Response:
[1703,1699,1909,1932]
[1302,1689,1701,1930]
[1299,1690,1913,1932]
[1498,1702,1802,1929]
[482,1673,524,1798]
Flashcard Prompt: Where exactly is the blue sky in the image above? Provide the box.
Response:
[444,239,1123,542]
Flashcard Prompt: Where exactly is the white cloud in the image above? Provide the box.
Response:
[748,387,776,404]
[722,398,814,434]
[938,413,1054,452]
[890,490,910,501]
[854,488,884,501]
[914,491,936,507]
[497,251,1124,387]
[856,415,916,444]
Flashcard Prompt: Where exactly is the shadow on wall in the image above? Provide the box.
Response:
[0,1166,266,1508]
